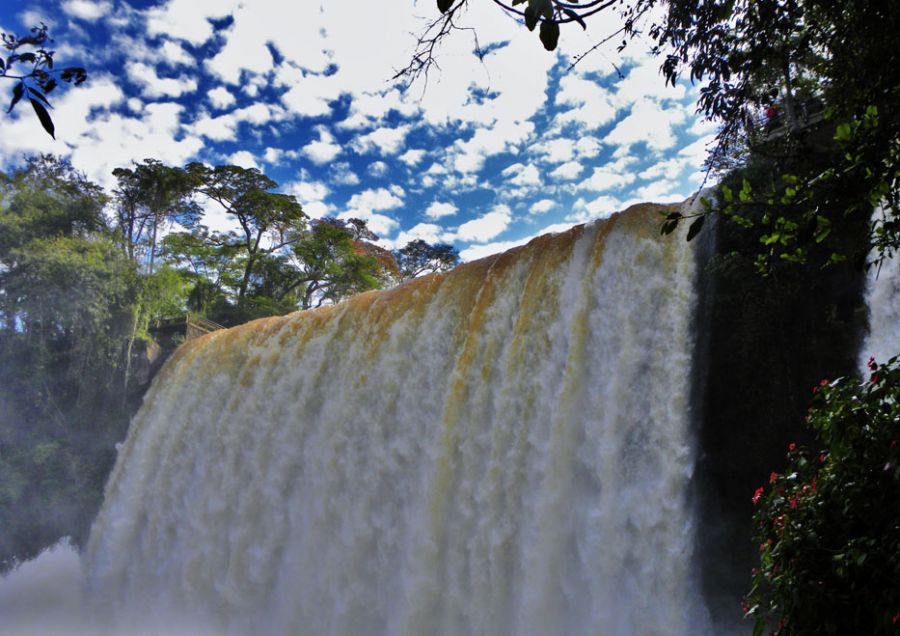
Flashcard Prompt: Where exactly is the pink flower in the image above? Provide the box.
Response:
[788,442,796,452]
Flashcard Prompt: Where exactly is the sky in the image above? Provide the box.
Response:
[0,0,716,261]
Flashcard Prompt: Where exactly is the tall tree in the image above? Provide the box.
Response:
[112,159,200,272]
[186,163,307,302]
[289,218,384,310]
[393,239,460,281]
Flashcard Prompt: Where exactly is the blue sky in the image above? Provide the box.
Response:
[0,0,715,260]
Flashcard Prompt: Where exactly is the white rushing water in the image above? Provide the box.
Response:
[860,251,900,369]
[84,204,712,635]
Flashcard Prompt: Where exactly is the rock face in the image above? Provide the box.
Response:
[128,338,163,389]
[694,209,869,628]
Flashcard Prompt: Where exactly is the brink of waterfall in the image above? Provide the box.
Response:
[84,203,713,636]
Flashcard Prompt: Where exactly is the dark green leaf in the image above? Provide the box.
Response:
[29,97,55,139]
[665,211,682,221]
[524,5,538,31]
[0,58,5,73]
[8,81,24,113]
[686,214,706,241]
[539,20,560,51]
[437,0,453,13]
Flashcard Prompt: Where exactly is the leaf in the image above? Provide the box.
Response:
[660,219,679,236]
[524,5,539,31]
[437,0,454,13]
[540,20,559,51]
[665,211,682,221]
[29,97,55,139]
[562,8,587,29]
[0,58,5,73]
[7,81,23,113]
[686,214,706,241]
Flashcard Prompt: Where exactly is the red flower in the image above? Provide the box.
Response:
[867,356,877,371]
[753,487,765,505]
[788,442,796,452]
[789,496,798,509]
[819,452,826,463]
[769,471,778,484]
[820,378,829,386]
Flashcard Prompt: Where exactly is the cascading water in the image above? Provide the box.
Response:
[84,203,713,635]
[860,252,900,368]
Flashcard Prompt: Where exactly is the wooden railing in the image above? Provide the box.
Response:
[154,314,225,341]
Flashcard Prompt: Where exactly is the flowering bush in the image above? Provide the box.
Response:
[745,356,900,635]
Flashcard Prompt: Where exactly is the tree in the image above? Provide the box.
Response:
[745,357,900,635]
[0,159,139,571]
[393,239,460,281]
[289,218,384,310]
[1,24,87,138]
[186,163,307,302]
[158,229,242,316]
[112,159,201,272]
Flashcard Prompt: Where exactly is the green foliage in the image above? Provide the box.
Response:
[111,159,201,269]
[0,160,140,571]
[291,218,385,310]
[186,162,307,301]
[1,24,87,138]
[393,238,460,281]
[745,357,900,635]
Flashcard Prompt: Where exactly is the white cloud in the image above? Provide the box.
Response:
[351,125,410,156]
[62,0,112,20]
[425,202,458,219]
[330,162,360,186]
[303,126,342,165]
[567,195,621,223]
[161,40,192,66]
[399,149,426,167]
[605,98,689,152]
[501,163,541,188]
[579,166,636,193]
[126,62,197,98]
[208,87,236,110]
[456,204,512,243]
[145,0,237,46]
[554,75,617,130]
[550,161,583,180]
[367,161,389,177]
[347,187,404,212]
[633,180,685,202]
[225,150,260,170]
[390,222,452,248]
[530,199,556,215]
[277,67,339,118]
[190,103,278,141]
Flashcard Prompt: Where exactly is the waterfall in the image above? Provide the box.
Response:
[85,203,712,635]
[860,252,900,369]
